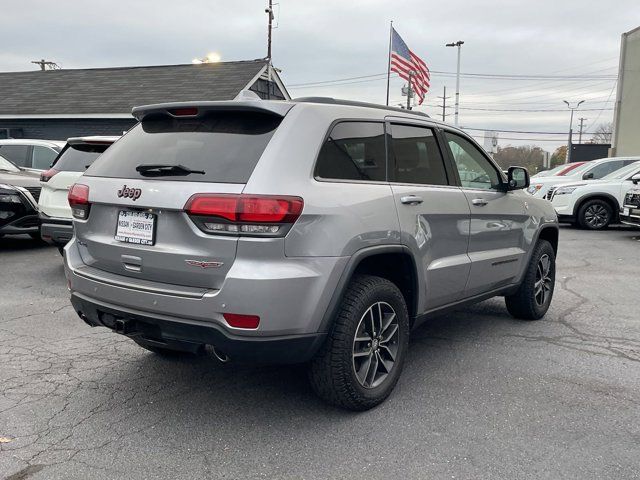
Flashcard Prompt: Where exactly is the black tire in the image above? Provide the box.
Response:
[308,274,410,411]
[505,240,556,320]
[577,199,613,230]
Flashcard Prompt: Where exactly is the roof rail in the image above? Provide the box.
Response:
[293,97,430,118]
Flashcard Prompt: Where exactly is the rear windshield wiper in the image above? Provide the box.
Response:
[135,164,206,177]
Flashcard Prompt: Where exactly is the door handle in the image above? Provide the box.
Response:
[471,198,488,207]
[400,195,423,205]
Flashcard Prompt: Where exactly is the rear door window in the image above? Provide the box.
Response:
[0,145,30,167]
[390,124,449,185]
[86,111,282,183]
[53,144,111,172]
[587,161,623,179]
[315,122,386,182]
[32,146,59,170]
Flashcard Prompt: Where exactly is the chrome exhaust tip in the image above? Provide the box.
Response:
[205,345,230,363]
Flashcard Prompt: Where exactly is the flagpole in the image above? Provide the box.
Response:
[386,20,393,106]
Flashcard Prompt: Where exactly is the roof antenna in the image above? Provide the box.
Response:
[31,59,60,71]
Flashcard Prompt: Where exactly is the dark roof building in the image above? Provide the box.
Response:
[0,59,289,140]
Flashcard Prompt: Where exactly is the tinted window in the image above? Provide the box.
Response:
[315,122,386,182]
[32,146,59,170]
[0,145,30,167]
[586,161,623,179]
[391,124,448,185]
[87,111,282,183]
[53,143,112,172]
[0,155,20,172]
[445,132,500,190]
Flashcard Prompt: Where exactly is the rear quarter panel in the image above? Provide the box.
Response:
[244,104,402,258]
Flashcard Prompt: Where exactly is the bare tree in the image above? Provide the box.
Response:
[591,122,613,144]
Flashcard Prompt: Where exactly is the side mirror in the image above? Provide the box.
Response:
[632,173,640,185]
[583,172,594,180]
[506,166,530,191]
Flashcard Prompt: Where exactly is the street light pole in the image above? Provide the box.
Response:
[563,100,585,163]
[446,40,464,126]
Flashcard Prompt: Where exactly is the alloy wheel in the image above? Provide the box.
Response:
[584,204,609,228]
[534,254,553,307]
[352,301,399,389]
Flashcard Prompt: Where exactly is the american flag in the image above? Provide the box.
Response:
[390,28,430,104]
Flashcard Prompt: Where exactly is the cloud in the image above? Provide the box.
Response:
[1,0,637,150]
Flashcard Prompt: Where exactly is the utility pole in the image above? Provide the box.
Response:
[31,59,59,71]
[265,0,274,63]
[578,117,587,144]
[406,72,413,110]
[437,86,451,122]
[563,100,585,163]
[446,41,464,126]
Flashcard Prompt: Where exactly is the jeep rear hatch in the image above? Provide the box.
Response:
[74,103,293,289]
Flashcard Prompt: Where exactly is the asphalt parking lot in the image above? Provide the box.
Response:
[1,226,639,480]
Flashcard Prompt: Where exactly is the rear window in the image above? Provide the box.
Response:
[53,143,112,172]
[86,111,282,183]
[314,122,386,182]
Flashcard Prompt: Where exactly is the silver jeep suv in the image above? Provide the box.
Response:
[64,97,559,410]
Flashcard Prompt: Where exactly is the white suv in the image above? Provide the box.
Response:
[39,136,118,253]
[550,161,640,229]
[0,139,65,171]
[527,157,640,199]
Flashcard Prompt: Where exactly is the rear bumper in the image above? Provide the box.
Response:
[64,237,348,361]
[39,213,73,245]
[71,293,326,364]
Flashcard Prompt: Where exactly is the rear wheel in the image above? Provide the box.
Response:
[578,199,613,230]
[309,274,410,410]
[505,240,555,320]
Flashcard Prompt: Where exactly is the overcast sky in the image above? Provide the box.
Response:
[2,0,638,152]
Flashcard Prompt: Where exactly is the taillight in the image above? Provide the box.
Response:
[223,313,260,329]
[184,194,303,236]
[40,168,59,182]
[68,184,91,219]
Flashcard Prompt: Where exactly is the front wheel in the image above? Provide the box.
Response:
[578,199,612,230]
[308,274,410,411]
[505,240,556,320]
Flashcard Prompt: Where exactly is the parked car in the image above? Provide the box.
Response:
[620,180,640,228]
[39,136,118,253]
[0,139,65,171]
[532,162,586,178]
[64,96,559,410]
[550,161,640,229]
[527,157,640,199]
[0,154,42,238]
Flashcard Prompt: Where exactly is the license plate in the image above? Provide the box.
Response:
[623,208,630,216]
[115,211,156,245]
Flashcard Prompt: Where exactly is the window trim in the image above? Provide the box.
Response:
[440,128,507,191]
[386,121,453,187]
[312,118,390,184]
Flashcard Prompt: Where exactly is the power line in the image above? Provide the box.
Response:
[288,69,617,88]
[460,127,612,135]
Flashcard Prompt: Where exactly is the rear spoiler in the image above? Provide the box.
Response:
[132,100,294,122]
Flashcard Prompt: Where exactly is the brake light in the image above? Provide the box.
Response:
[169,107,198,116]
[68,184,91,219]
[223,313,260,329]
[184,194,304,236]
[40,168,59,182]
